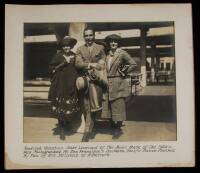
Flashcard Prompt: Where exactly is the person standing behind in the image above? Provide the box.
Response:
[75,27,107,142]
[104,34,137,139]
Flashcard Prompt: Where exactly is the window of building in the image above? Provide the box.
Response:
[161,63,164,70]
[166,63,171,70]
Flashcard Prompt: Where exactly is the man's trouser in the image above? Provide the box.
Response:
[83,83,102,133]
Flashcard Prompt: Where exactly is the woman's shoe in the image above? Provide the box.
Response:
[60,133,66,140]
[60,127,66,140]
[112,129,123,139]
[89,129,97,139]
[52,126,60,135]
[59,122,66,140]
[110,120,116,129]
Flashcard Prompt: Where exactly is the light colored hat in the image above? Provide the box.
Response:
[76,76,89,91]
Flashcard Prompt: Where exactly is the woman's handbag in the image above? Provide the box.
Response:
[118,64,130,77]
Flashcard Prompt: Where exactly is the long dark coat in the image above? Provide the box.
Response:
[48,51,80,121]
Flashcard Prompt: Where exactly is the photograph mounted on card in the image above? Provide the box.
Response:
[5,4,195,169]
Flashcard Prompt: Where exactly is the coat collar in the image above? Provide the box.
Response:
[108,48,121,57]
[107,48,122,72]
[82,42,100,59]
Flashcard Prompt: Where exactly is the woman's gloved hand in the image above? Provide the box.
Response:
[64,55,74,63]
[118,64,130,77]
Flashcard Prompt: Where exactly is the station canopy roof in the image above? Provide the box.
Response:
[24,22,175,57]
[24,22,174,36]
[87,22,174,31]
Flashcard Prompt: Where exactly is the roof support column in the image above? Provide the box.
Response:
[156,55,160,72]
[69,23,87,133]
[140,27,148,87]
[150,43,156,82]
[69,23,87,52]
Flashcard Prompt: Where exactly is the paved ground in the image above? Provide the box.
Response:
[23,85,177,143]
[24,117,176,143]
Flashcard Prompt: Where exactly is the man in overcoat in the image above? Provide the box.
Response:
[75,27,107,142]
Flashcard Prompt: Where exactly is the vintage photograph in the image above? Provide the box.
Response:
[23,22,177,143]
[5,4,194,168]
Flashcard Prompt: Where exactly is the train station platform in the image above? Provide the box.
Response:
[23,85,177,143]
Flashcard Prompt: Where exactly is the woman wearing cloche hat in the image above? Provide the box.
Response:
[103,34,137,139]
[48,36,81,140]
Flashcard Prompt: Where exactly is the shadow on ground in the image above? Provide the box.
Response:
[24,95,176,123]
[147,81,175,86]
[126,95,176,122]
[24,102,53,118]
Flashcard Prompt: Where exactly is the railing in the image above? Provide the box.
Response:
[24,79,50,103]
[146,70,175,84]
[155,71,175,83]
[24,79,50,86]
[130,73,143,95]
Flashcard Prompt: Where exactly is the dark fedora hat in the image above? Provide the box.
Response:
[105,34,121,44]
[59,36,77,48]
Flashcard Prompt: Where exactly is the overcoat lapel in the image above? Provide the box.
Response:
[108,49,121,74]
[82,43,99,61]
[82,45,91,60]
[90,43,99,59]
